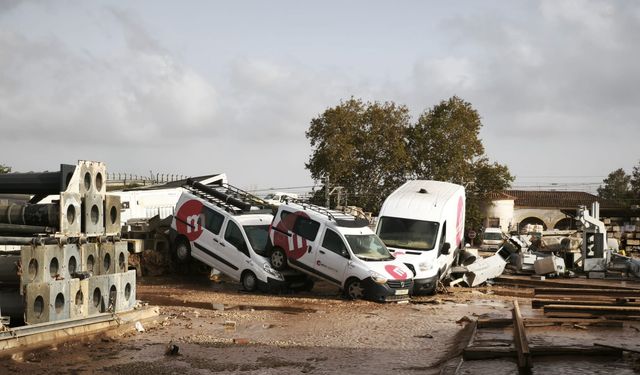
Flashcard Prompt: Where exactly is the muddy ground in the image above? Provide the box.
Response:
[2,274,640,374]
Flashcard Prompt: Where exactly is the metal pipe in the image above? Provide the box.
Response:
[0,164,76,195]
[0,223,55,235]
[0,203,59,228]
[0,255,20,283]
[0,236,58,245]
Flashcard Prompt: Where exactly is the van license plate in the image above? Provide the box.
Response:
[395,289,409,295]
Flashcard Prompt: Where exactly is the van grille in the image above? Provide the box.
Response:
[387,279,413,290]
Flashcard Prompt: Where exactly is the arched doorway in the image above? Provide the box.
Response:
[554,217,576,230]
[518,217,547,232]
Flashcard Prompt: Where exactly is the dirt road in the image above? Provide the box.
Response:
[1,275,639,374]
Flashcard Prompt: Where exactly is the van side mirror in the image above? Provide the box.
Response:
[341,249,350,259]
[441,242,451,255]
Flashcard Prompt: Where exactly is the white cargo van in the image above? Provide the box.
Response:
[480,227,504,251]
[169,180,295,292]
[267,202,414,302]
[263,192,299,206]
[376,180,465,294]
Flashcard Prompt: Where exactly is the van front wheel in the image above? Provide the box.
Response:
[344,278,364,300]
[241,271,258,292]
[270,248,287,271]
[174,240,191,264]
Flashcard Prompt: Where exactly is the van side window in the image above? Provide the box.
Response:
[321,229,347,256]
[224,221,249,257]
[203,207,224,234]
[439,222,447,252]
[293,216,320,241]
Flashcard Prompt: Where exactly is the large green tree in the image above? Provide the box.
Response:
[306,98,410,211]
[305,96,513,231]
[631,161,640,204]
[0,164,10,174]
[598,168,631,205]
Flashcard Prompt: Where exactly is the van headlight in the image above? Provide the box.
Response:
[370,271,388,285]
[263,263,282,279]
[419,262,434,272]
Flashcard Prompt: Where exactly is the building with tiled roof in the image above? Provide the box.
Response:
[483,190,625,232]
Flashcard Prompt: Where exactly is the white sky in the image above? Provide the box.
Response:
[1,0,639,194]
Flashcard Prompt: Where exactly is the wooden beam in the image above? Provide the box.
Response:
[512,300,532,369]
[495,275,640,290]
[478,317,624,328]
[532,299,640,309]
[463,345,622,360]
[594,343,640,354]
[535,287,640,297]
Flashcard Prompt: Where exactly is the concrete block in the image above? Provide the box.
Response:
[82,194,105,237]
[59,192,82,237]
[104,194,121,236]
[114,241,128,274]
[98,242,116,275]
[116,270,137,312]
[79,160,107,197]
[63,244,81,276]
[80,243,99,274]
[69,278,89,319]
[88,274,110,315]
[20,245,67,290]
[24,280,70,324]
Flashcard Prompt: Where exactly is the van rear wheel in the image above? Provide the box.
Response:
[174,240,191,264]
[270,248,287,271]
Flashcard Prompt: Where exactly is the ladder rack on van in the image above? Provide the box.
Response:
[183,179,271,215]
[289,200,370,228]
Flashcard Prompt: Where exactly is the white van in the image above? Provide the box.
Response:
[267,202,414,302]
[263,192,299,206]
[169,180,292,292]
[480,227,504,251]
[376,180,465,294]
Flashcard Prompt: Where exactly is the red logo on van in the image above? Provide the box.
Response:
[456,196,464,246]
[272,211,309,261]
[176,199,204,241]
[385,265,408,280]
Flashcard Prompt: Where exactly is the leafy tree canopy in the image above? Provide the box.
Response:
[305,96,513,231]
[598,163,640,206]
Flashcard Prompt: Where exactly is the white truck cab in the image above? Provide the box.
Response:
[169,180,290,292]
[480,227,504,251]
[267,202,414,302]
[376,180,465,294]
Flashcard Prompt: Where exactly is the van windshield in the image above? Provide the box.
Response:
[377,216,439,251]
[243,225,270,256]
[344,234,394,261]
[483,232,503,241]
[264,194,276,200]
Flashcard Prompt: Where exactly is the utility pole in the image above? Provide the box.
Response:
[325,176,330,208]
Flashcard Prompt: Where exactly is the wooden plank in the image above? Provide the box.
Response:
[495,275,640,290]
[532,299,640,309]
[594,343,640,354]
[463,345,622,360]
[544,304,640,314]
[512,300,532,369]
[535,294,636,302]
[478,317,624,328]
[535,287,640,297]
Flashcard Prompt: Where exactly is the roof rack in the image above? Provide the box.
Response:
[287,199,370,228]
[183,179,271,215]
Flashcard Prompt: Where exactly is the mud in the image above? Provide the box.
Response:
[1,275,639,374]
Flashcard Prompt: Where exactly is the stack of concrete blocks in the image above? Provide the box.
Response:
[20,161,136,325]
[604,217,640,253]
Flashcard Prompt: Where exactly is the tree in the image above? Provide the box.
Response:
[0,164,10,174]
[407,96,485,184]
[305,96,514,228]
[598,168,631,205]
[631,161,640,204]
[306,98,411,211]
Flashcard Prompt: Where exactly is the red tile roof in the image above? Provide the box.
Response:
[492,190,623,209]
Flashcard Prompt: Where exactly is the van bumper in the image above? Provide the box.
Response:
[362,278,412,302]
[258,277,288,293]
[412,275,439,294]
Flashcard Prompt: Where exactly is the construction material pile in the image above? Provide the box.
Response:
[0,161,135,327]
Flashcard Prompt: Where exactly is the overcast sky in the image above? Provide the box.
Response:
[1,0,639,194]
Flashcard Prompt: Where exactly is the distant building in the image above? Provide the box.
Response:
[482,190,624,232]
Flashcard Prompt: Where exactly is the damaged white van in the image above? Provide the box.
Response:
[267,202,414,302]
[376,180,465,294]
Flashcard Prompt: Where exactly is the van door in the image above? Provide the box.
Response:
[314,228,349,285]
[437,221,454,276]
[191,206,230,270]
[287,214,321,271]
[219,220,250,280]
